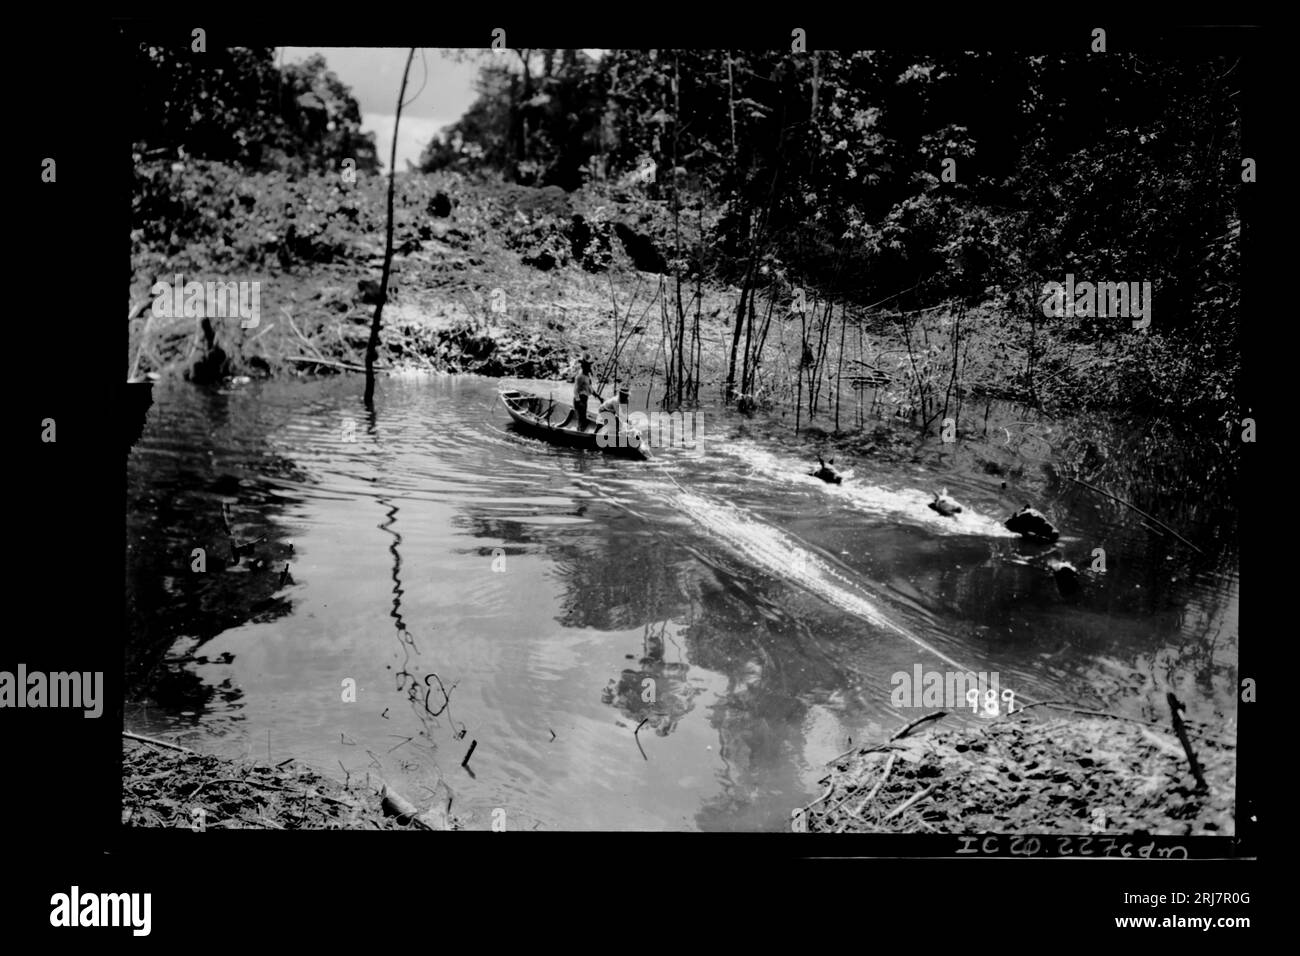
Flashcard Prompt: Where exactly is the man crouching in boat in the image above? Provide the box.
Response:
[596,386,634,448]
[573,357,594,430]
[598,385,629,419]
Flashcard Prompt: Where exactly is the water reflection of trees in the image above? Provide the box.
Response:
[682,569,853,831]
[460,489,839,762]
[126,387,303,714]
[460,483,889,827]
[601,617,698,737]
[523,511,706,736]
[549,513,687,633]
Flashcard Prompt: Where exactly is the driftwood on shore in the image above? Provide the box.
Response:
[287,354,387,373]
[380,782,448,831]
[123,729,196,753]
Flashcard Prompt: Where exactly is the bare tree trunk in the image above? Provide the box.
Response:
[726,109,785,404]
[956,307,972,426]
[810,300,832,418]
[693,203,704,402]
[365,47,416,407]
[898,311,924,426]
[940,304,961,435]
[740,285,757,399]
[748,287,776,400]
[795,349,803,436]
[857,317,865,428]
[726,52,737,169]
[1027,301,1038,407]
[796,304,809,431]
[835,304,847,433]
[671,56,685,407]
[597,274,645,397]
[726,270,753,401]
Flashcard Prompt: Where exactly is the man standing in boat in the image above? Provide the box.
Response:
[573,356,595,431]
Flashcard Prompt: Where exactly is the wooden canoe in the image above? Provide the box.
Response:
[499,388,650,459]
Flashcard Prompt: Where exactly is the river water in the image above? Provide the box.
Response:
[125,374,1239,830]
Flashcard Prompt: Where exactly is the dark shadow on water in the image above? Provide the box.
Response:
[126,384,305,714]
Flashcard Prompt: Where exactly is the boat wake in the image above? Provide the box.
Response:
[716,440,1017,538]
[650,485,973,671]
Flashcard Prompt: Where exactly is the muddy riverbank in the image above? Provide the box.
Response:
[130,164,732,387]
[123,734,457,830]
[805,707,1235,836]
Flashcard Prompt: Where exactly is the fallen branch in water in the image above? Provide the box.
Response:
[891,710,947,741]
[123,730,196,754]
[1167,693,1208,791]
[826,710,947,767]
[1064,475,1203,554]
[634,718,649,761]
